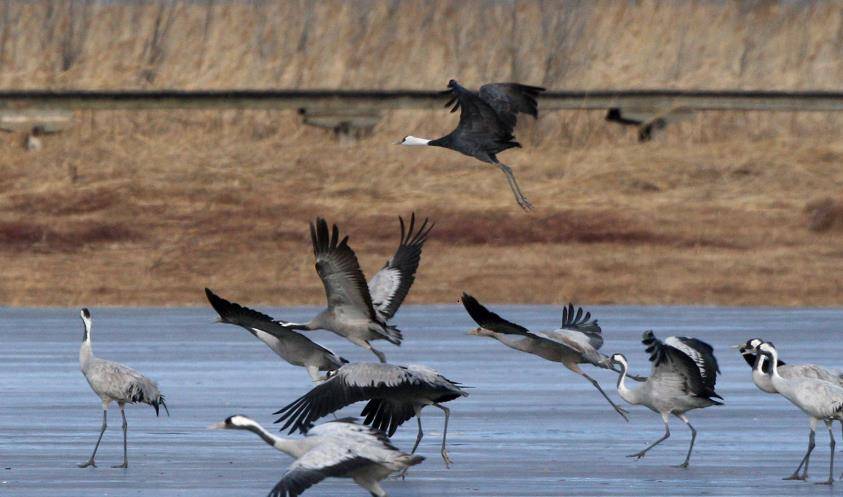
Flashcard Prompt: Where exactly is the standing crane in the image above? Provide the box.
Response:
[286,215,432,363]
[77,308,168,468]
[205,288,347,382]
[211,415,424,497]
[273,362,468,468]
[611,330,722,468]
[398,79,545,211]
[756,341,843,485]
[461,293,636,421]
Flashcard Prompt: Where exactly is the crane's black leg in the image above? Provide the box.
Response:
[675,414,696,468]
[581,372,629,421]
[816,420,835,485]
[495,162,533,211]
[398,413,424,480]
[786,422,816,481]
[112,404,128,468]
[628,414,670,460]
[434,403,453,468]
[79,408,107,468]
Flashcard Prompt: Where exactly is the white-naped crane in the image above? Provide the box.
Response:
[211,415,424,497]
[398,79,545,211]
[737,337,843,394]
[205,288,347,382]
[461,293,639,421]
[285,215,433,363]
[756,341,843,485]
[273,362,468,468]
[737,338,843,480]
[77,308,168,468]
[610,330,722,468]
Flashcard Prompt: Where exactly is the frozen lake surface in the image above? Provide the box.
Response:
[4,304,843,496]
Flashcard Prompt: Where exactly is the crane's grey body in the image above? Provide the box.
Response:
[77,308,167,468]
[212,415,423,497]
[461,294,634,421]
[612,330,722,468]
[205,288,347,382]
[399,79,545,211]
[289,216,431,363]
[274,362,467,468]
[738,338,843,394]
[756,342,843,484]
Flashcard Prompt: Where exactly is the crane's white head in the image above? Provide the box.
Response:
[610,353,629,370]
[208,414,256,431]
[80,308,92,340]
[397,135,431,146]
[735,337,763,354]
[467,326,495,337]
[756,341,777,358]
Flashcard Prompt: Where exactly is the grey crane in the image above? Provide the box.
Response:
[737,337,843,394]
[610,330,722,468]
[211,415,424,497]
[737,338,843,480]
[756,341,843,485]
[461,293,636,421]
[77,308,168,468]
[273,362,467,468]
[398,79,545,211]
[205,288,347,382]
[286,215,433,363]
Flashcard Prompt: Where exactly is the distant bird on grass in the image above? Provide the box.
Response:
[285,214,433,363]
[211,415,423,497]
[274,362,467,468]
[461,293,636,421]
[205,288,347,382]
[77,308,168,468]
[398,79,545,211]
[611,330,722,468]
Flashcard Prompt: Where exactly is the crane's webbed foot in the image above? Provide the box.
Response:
[627,451,647,460]
[673,462,689,469]
[815,479,833,485]
[111,462,128,469]
[783,473,808,481]
[441,447,453,468]
[78,459,96,468]
[614,405,630,422]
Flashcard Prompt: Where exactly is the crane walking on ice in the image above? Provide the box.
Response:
[211,415,423,497]
[77,308,168,468]
[611,330,722,468]
[398,79,545,210]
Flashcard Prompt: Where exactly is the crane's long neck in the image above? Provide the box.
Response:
[615,361,641,405]
[489,332,533,353]
[753,353,767,375]
[767,349,781,379]
[241,423,303,458]
[79,319,93,370]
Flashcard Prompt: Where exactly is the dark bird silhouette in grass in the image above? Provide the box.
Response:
[398,79,545,211]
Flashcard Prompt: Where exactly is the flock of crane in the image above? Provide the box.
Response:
[72,80,843,497]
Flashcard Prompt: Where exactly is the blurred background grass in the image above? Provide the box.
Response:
[0,0,841,307]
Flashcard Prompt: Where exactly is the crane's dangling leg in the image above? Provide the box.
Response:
[495,162,533,211]
[398,408,425,480]
[580,371,629,421]
[112,403,128,468]
[816,420,835,485]
[353,476,388,497]
[79,407,108,468]
[786,419,817,480]
[675,413,696,468]
[628,413,670,460]
[434,403,454,468]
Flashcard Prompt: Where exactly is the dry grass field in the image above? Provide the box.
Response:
[0,108,841,307]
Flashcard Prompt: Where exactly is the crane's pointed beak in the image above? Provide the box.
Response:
[729,344,742,349]
[208,422,226,430]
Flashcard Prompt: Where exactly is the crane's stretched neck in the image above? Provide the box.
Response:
[615,360,640,405]
[79,316,93,370]
[766,348,781,379]
[239,420,302,458]
[752,353,767,375]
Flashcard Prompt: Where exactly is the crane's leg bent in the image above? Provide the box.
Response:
[434,403,453,468]
[354,338,387,363]
[580,371,629,421]
[112,404,128,468]
[495,162,533,211]
[786,420,817,480]
[675,414,696,468]
[816,420,835,485]
[352,476,388,497]
[628,414,670,460]
[79,406,108,468]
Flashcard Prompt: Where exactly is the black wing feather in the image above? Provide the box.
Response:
[461,293,531,336]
